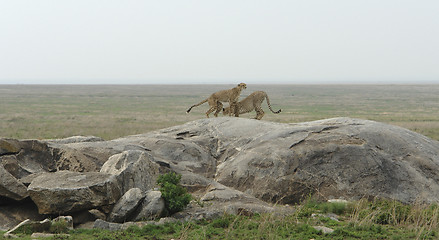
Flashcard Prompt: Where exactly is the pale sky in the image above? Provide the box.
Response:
[0,0,438,84]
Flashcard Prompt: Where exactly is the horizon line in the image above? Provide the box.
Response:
[1,82,439,86]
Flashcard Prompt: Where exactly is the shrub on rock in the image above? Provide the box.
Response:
[157,172,191,215]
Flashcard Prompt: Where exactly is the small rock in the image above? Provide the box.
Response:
[3,232,18,238]
[311,213,339,222]
[328,199,349,204]
[157,217,179,225]
[313,226,334,234]
[93,219,131,231]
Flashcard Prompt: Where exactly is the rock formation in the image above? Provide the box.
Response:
[28,171,121,214]
[108,188,145,223]
[100,150,160,194]
[1,117,439,231]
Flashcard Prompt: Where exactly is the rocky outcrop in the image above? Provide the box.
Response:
[100,117,439,205]
[140,117,439,205]
[210,118,439,204]
[49,142,118,172]
[28,171,121,214]
[100,150,160,194]
[2,117,439,231]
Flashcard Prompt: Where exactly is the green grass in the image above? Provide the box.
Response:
[3,199,439,239]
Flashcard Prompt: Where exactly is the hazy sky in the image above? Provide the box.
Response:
[1,0,438,84]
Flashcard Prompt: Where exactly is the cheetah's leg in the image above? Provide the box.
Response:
[205,106,217,118]
[230,102,240,117]
[255,107,265,120]
[214,102,223,117]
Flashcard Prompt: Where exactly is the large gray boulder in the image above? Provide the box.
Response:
[133,190,165,221]
[49,141,121,172]
[100,150,160,194]
[126,117,439,204]
[108,188,145,223]
[0,164,29,201]
[28,171,121,214]
[46,137,152,172]
[207,117,439,204]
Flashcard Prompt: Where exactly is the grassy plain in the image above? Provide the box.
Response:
[1,84,439,140]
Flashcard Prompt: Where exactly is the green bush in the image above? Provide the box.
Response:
[321,202,350,215]
[297,198,351,218]
[49,219,69,234]
[157,172,192,215]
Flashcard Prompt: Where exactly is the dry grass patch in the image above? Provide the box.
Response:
[2,84,439,140]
